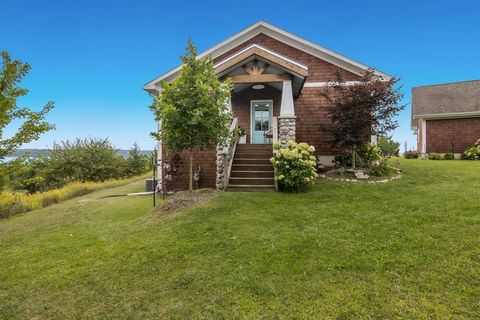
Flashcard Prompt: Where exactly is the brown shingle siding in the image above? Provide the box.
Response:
[426,118,480,153]
[163,148,217,190]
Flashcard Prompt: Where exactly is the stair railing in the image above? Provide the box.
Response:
[272,116,278,148]
[224,117,239,190]
[272,116,279,191]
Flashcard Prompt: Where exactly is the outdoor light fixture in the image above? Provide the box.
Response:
[252,84,265,90]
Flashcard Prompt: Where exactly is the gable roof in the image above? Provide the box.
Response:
[144,21,391,94]
[411,79,480,128]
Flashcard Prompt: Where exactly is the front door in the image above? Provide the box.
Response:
[251,100,273,144]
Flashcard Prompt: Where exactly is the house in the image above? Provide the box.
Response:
[412,80,480,158]
[144,21,390,191]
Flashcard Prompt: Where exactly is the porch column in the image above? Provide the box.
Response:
[421,119,427,158]
[278,80,296,147]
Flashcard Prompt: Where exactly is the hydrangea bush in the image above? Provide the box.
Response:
[464,139,480,160]
[270,140,318,192]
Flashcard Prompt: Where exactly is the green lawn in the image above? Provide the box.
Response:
[1,160,479,319]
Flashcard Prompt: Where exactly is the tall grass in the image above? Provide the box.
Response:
[0,174,150,219]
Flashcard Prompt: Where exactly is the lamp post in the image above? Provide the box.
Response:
[153,148,157,207]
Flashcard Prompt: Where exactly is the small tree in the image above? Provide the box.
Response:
[150,40,232,191]
[125,143,148,176]
[319,69,404,168]
[378,135,400,157]
[0,51,54,160]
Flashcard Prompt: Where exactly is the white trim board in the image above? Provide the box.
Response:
[413,111,480,120]
[144,21,392,93]
[304,81,363,87]
[214,44,308,71]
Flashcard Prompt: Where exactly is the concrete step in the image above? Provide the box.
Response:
[230,170,274,178]
[227,184,275,192]
[233,158,271,165]
[229,177,275,185]
[232,164,273,171]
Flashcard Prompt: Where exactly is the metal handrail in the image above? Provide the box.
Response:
[272,116,279,191]
[272,116,278,146]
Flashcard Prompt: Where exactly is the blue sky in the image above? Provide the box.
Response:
[1,0,479,151]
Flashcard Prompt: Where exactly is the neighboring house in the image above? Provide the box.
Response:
[144,21,390,191]
[412,80,480,158]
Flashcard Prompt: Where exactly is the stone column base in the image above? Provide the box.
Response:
[216,144,226,190]
[278,116,296,147]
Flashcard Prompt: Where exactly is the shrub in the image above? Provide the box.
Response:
[1,140,151,194]
[464,139,480,160]
[357,143,382,166]
[377,136,400,157]
[443,153,455,160]
[365,158,392,177]
[334,152,353,167]
[404,150,418,159]
[335,143,382,168]
[43,138,127,185]
[429,153,442,160]
[270,141,318,192]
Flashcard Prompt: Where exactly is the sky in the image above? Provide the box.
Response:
[1,0,479,151]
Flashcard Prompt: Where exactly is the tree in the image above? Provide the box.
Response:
[0,51,54,160]
[150,40,232,191]
[378,135,400,157]
[319,69,404,168]
[124,143,148,176]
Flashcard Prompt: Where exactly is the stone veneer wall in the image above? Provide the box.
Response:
[278,117,296,146]
[215,144,227,190]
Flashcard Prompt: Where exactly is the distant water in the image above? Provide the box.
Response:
[2,157,18,162]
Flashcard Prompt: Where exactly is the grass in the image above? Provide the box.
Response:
[1,160,479,319]
[0,173,151,218]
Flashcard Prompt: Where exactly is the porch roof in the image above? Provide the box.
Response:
[215,44,307,97]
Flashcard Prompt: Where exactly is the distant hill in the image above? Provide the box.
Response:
[9,149,153,158]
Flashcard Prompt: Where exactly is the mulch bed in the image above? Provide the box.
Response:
[320,168,401,183]
[153,188,217,215]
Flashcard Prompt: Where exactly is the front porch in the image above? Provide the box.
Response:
[219,44,308,146]
[215,45,308,190]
